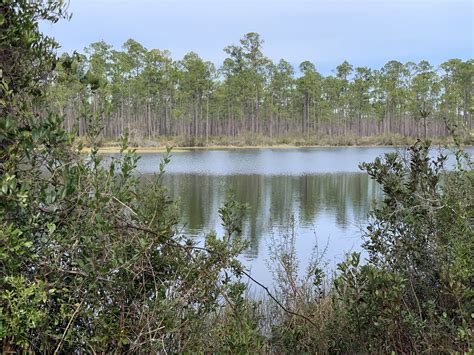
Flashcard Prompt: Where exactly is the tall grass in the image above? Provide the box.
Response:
[83,133,470,149]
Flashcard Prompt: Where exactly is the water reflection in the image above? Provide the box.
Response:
[130,147,471,284]
[161,173,382,263]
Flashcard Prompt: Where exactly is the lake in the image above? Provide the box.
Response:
[127,146,472,286]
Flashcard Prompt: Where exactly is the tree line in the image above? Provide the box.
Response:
[48,34,473,143]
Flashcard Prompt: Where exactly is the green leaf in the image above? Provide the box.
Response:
[47,223,56,234]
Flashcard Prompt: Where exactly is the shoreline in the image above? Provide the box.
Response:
[77,134,473,153]
[80,142,473,154]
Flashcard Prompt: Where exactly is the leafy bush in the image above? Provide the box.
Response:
[0,2,251,352]
[333,141,473,352]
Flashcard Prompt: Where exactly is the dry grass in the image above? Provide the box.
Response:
[77,134,470,152]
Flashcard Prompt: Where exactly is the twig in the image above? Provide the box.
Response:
[241,269,317,326]
[54,300,84,355]
[111,195,138,216]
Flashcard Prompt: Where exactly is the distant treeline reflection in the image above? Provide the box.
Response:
[156,173,383,258]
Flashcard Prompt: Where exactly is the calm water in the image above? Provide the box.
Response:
[128,147,471,285]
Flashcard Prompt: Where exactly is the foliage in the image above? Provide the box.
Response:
[0,2,251,352]
[45,35,473,142]
[265,216,332,353]
[333,140,473,352]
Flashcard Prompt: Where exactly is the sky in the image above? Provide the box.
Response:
[41,0,473,75]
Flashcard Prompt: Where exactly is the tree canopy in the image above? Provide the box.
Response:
[46,35,472,143]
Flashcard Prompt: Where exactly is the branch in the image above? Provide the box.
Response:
[117,221,317,327]
[54,300,84,355]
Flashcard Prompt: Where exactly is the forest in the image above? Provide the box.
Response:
[1,1,473,353]
[49,35,473,144]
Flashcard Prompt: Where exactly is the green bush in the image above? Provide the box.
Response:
[0,2,250,352]
[333,141,473,352]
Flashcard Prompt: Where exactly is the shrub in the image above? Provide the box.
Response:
[334,140,473,352]
[0,2,250,352]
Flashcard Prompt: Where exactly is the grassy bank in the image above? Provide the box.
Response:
[78,133,473,152]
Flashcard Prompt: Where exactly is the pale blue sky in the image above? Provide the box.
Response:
[41,0,473,74]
